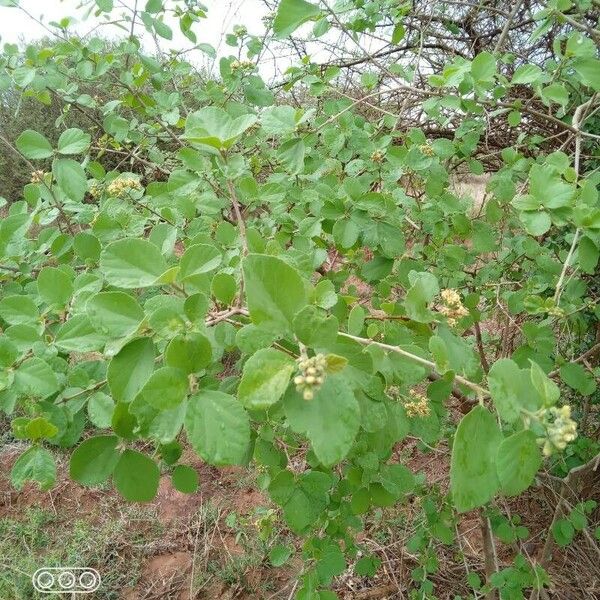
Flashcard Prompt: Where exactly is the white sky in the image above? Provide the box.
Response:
[0,0,273,73]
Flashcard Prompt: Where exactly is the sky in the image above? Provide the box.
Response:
[0,0,273,73]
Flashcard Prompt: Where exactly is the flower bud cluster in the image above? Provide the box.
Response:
[419,143,435,157]
[439,288,469,326]
[233,25,247,37]
[30,170,46,184]
[404,389,431,418]
[294,354,327,401]
[89,180,103,198]
[538,405,577,456]
[107,177,143,197]
[231,60,255,72]
[371,150,384,163]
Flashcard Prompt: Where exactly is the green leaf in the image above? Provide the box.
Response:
[87,392,115,428]
[578,236,599,274]
[211,272,237,305]
[57,128,91,154]
[107,337,155,403]
[243,254,307,335]
[136,366,188,410]
[560,362,596,396]
[488,358,531,422]
[0,295,39,325]
[74,232,102,262]
[25,417,58,441]
[15,357,59,398]
[529,360,559,407]
[15,129,53,159]
[293,306,338,347]
[404,271,439,322]
[86,291,144,338]
[53,158,87,202]
[471,51,496,81]
[572,57,600,91]
[238,348,295,410]
[185,390,251,466]
[450,405,502,512]
[269,544,293,567]
[165,333,212,374]
[261,105,298,135]
[100,238,168,288]
[11,446,56,490]
[55,315,106,352]
[278,138,305,174]
[511,64,542,85]
[283,374,360,466]
[69,435,120,486]
[184,106,257,150]
[179,243,222,279]
[496,430,541,496]
[171,464,199,493]
[273,0,320,38]
[37,267,73,306]
[552,518,574,547]
[113,449,160,501]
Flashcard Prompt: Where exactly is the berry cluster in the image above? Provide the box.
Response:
[539,405,577,456]
[107,177,143,197]
[419,143,435,156]
[404,389,431,418]
[370,150,385,163]
[439,288,469,327]
[30,170,46,184]
[230,60,255,72]
[294,354,327,401]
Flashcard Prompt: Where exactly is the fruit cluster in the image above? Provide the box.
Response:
[294,354,327,401]
[404,389,431,418]
[107,177,143,197]
[30,170,46,184]
[539,405,577,456]
[439,288,469,327]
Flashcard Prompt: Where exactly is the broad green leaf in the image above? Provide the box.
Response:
[573,57,600,91]
[511,64,542,85]
[293,306,338,347]
[55,315,106,352]
[57,128,91,154]
[87,392,115,428]
[450,405,502,512]
[15,357,58,398]
[15,129,53,159]
[165,333,212,374]
[471,51,496,81]
[242,254,307,335]
[185,390,251,466]
[578,236,599,274]
[404,271,439,322]
[86,291,144,338]
[100,238,168,288]
[25,417,58,441]
[53,158,87,202]
[69,435,120,485]
[113,449,160,501]
[211,272,237,305]
[488,358,533,422]
[283,374,360,466]
[74,232,102,262]
[184,106,257,150]
[496,430,541,496]
[37,267,73,306]
[269,544,293,567]
[529,360,559,407]
[560,362,596,396]
[179,243,222,279]
[261,105,298,135]
[171,464,198,493]
[273,0,320,38]
[238,348,295,410]
[0,295,39,325]
[135,366,188,410]
[11,446,56,490]
[107,337,155,403]
[278,137,305,174]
